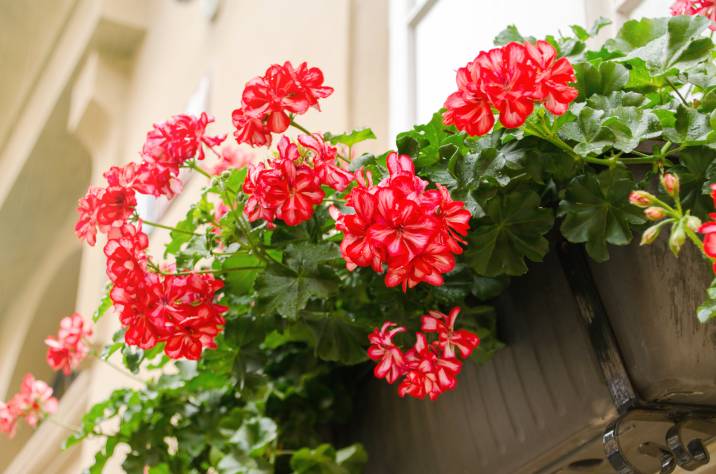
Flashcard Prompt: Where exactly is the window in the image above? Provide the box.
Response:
[389,0,677,135]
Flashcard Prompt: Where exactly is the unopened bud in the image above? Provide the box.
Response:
[640,224,662,245]
[644,207,666,221]
[629,190,656,208]
[661,173,680,198]
[669,222,686,256]
[685,215,702,232]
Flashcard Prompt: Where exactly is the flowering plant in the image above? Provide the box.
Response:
[5,5,716,472]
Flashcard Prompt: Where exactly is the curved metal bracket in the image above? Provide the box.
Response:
[604,418,638,474]
[666,422,710,471]
[638,442,676,474]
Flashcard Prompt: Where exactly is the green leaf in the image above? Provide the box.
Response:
[230,416,278,458]
[671,147,716,218]
[663,105,715,145]
[92,286,113,323]
[291,443,367,474]
[324,128,376,147]
[164,209,198,257]
[558,168,646,262]
[697,277,716,322]
[302,315,369,365]
[559,105,617,156]
[606,16,713,76]
[222,254,262,296]
[255,269,336,321]
[493,25,526,46]
[573,62,629,99]
[396,111,465,168]
[465,189,554,276]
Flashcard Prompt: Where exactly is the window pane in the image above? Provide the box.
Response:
[631,0,673,19]
[414,0,586,123]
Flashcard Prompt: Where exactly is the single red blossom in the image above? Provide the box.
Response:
[242,64,309,133]
[111,277,166,350]
[104,163,138,188]
[284,61,334,110]
[143,112,225,164]
[384,240,456,292]
[475,42,536,129]
[0,401,19,438]
[367,322,407,384]
[132,161,183,199]
[524,40,578,115]
[45,313,93,375]
[74,186,102,246]
[12,374,58,428]
[398,333,462,400]
[443,62,495,136]
[104,223,149,291]
[95,185,137,229]
[432,183,472,254]
[421,307,480,359]
[699,214,716,273]
[232,107,273,148]
[242,137,325,226]
[369,189,439,262]
[336,188,385,272]
[298,133,354,191]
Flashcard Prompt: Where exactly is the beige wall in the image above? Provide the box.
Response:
[0,0,388,472]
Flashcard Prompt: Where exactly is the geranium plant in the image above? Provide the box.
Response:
[3,3,716,473]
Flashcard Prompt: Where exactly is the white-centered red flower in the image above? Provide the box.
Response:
[368,307,479,400]
[443,40,577,136]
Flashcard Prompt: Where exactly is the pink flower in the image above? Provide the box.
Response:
[671,0,716,30]
[12,374,58,428]
[0,401,19,438]
[211,145,253,175]
[45,313,93,375]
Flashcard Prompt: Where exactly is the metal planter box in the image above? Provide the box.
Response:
[346,240,716,473]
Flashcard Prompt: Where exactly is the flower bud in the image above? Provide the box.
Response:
[661,173,680,198]
[640,224,662,246]
[669,222,686,256]
[629,190,656,208]
[644,207,666,221]
[685,215,702,232]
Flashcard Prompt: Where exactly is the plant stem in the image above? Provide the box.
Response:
[142,219,200,236]
[665,77,688,106]
[91,354,145,384]
[163,265,264,276]
[289,120,312,135]
[46,416,81,433]
[685,226,706,254]
[188,161,213,179]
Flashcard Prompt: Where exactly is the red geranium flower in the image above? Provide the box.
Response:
[143,112,226,164]
[285,61,335,110]
[45,313,93,375]
[524,40,578,115]
[74,186,102,246]
[367,322,406,384]
[232,107,273,148]
[671,0,716,30]
[0,401,19,438]
[475,42,536,129]
[443,63,495,136]
[398,333,462,400]
[421,307,480,359]
[699,214,716,273]
[384,240,455,291]
[298,133,354,191]
[12,374,58,428]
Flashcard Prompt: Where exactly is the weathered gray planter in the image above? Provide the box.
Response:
[347,238,716,473]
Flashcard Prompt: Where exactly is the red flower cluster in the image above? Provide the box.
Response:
[443,41,578,136]
[104,223,228,360]
[45,313,93,375]
[0,374,58,438]
[671,0,716,30]
[698,184,716,272]
[367,308,480,400]
[333,153,470,291]
[232,62,333,147]
[75,113,225,245]
[243,134,352,227]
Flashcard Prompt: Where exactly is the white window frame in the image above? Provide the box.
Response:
[388,0,631,137]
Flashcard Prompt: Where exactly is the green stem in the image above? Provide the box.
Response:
[163,265,264,276]
[665,77,688,106]
[142,219,200,236]
[46,416,82,433]
[91,354,145,384]
[685,226,705,254]
[188,161,213,179]
[289,120,312,135]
